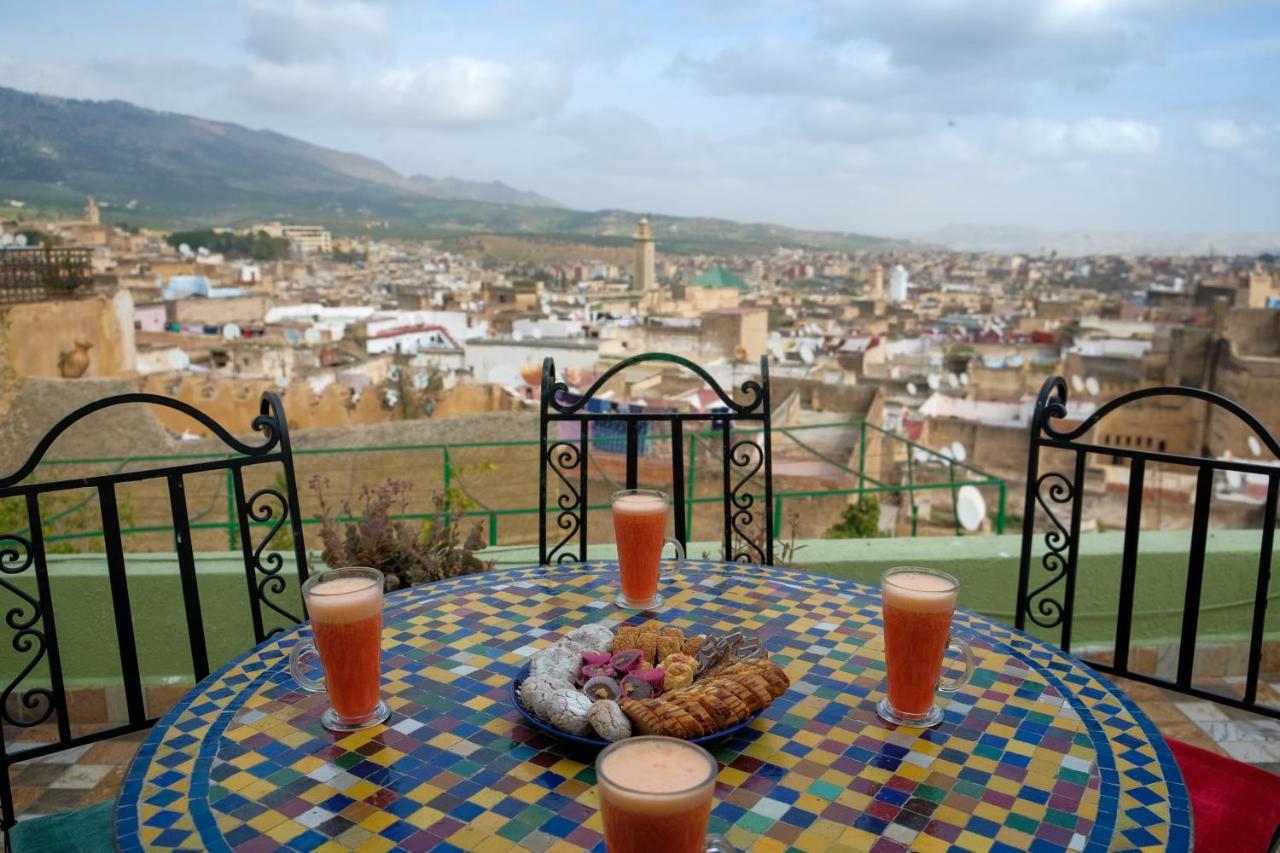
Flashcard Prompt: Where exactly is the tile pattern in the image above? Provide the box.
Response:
[114,562,1191,852]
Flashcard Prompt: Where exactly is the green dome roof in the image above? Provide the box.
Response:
[693,266,748,291]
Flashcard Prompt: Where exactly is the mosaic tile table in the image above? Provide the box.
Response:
[116,561,1191,852]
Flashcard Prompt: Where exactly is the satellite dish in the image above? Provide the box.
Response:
[955,486,987,532]
[221,323,241,341]
[1248,436,1263,457]
[1085,376,1101,396]
[178,242,191,255]
[950,442,968,462]
[0,233,11,246]
[959,372,970,386]
[799,345,815,365]
[388,365,402,381]
[906,382,918,396]
[197,246,210,256]
[927,374,941,390]
[15,234,28,247]
[939,447,954,460]
[1225,469,1244,489]
[947,373,959,389]
[1071,374,1085,392]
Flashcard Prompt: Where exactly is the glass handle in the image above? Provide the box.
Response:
[937,634,974,694]
[662,538,685,577]
[704,833,735,852]
[287,637,326,693]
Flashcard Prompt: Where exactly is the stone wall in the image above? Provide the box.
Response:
[0,291,136,389]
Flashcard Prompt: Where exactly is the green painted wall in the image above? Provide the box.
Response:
[2,530,1275,686]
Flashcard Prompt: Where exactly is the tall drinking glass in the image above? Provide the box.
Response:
[596,736,731,853]
[611,489,684,610]
[288,566,390,731]
[877,566,975,728]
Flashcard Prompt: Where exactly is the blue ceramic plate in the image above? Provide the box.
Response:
[510,662,762,749]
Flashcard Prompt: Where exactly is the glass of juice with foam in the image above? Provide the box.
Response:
[288,566,390,731]
[876,566,974,728]
[596,736,732,853]
[611,489,684,610]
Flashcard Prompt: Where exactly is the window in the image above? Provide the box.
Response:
[1158,439,1167,452]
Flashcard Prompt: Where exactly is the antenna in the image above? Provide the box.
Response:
[955,486,987,532]
[950,442,968,462]
[1248,436,1263,457]
[221,323,241,341]
[906,381,918,396]
[1071,374,1085,392]
[1085,376,1101,396]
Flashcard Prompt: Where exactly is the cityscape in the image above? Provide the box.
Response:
[2,1,1280,850]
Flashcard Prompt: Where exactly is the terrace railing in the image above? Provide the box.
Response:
[6,421,1006,554]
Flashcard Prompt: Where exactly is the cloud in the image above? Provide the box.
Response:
[367,58,570,127]
[241,0,388,64]
[1198,118,1268,150]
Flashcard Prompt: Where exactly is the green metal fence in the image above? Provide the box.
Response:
[14,420,1006,550]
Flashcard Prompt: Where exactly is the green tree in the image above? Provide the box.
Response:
[825,496,882,539]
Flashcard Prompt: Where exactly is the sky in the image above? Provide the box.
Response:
[2,0,1279,238]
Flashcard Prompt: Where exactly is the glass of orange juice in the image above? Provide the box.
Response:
[611,489,684,610]
[877,566,974,728]
[596,736,732,853]
[288,566,390,731]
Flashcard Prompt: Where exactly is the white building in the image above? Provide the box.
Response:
[888,265,910,302]
[465,338,599,388]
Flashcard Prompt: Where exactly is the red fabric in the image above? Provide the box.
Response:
[1168,737,1280,853]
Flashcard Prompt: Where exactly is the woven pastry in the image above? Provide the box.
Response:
[619,697,663,736]
[668,693,716,737]
[649,698,701,738]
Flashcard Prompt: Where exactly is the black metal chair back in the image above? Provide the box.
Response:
[0,392,309,834]
[539,353,774,565]
[1016,376,1280,718]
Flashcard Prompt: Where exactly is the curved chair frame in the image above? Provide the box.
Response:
[1016,376,1280,718]
[0,392,310,834]
[539,353,774,565]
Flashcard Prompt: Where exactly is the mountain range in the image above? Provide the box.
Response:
[0,86,893,253]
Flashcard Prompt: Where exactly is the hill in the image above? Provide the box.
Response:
[0,86,897,253]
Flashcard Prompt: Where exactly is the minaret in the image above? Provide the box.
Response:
[84,196,100,226]
[869,264,884,297]
[633,217,655,293]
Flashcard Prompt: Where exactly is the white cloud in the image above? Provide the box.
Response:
[1198,118,1268,150]
[241,0,388,64]
[1070,117,1161,154]
[367,58,569,127]
[1001,117,1159,157]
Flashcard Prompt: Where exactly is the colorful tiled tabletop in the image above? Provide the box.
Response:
[115,561,1191,852]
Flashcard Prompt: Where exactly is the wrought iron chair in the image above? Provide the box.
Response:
[1016,376,1280,851]
[0,392,310,842]
[539,353,774,565]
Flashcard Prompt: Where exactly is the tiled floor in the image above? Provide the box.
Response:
[4,680,1279,831]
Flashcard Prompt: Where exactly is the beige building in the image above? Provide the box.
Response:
[256,222,333,254]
